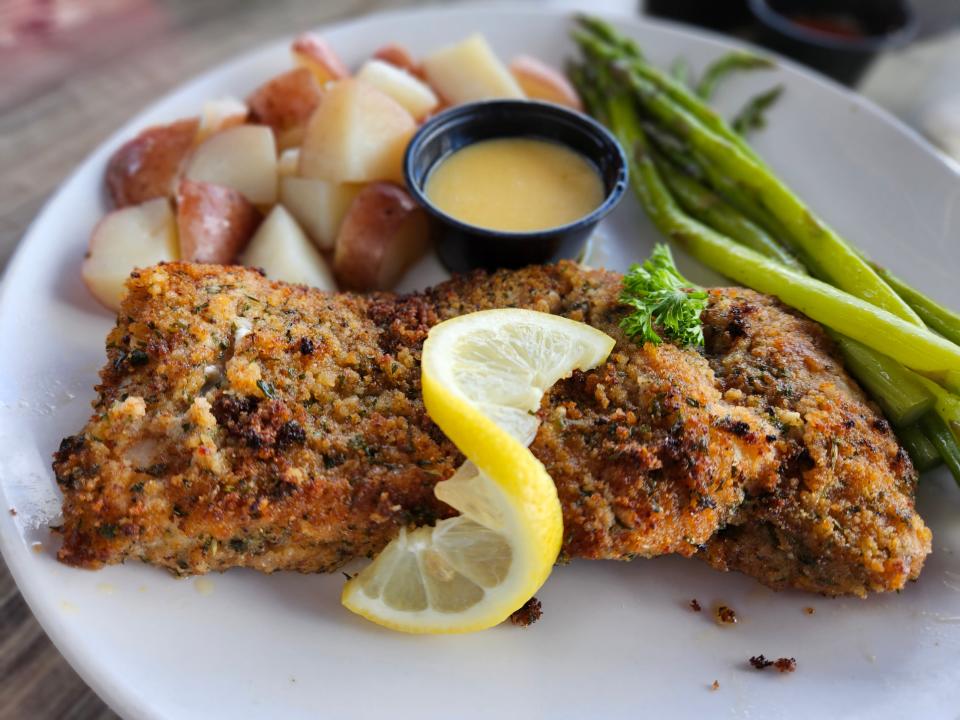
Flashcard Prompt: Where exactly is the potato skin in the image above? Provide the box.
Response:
[291,33,350,84]
[246,68,323,149]
[333,182,429,291]
[509,55,583,110]
[106,118,199,208]
[196,98,248,144]
[373,43,422,76]
[176,179,261,264]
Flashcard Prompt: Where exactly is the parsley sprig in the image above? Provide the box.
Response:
[619,244,708,347]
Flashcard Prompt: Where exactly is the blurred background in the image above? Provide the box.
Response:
[0,0,957,717]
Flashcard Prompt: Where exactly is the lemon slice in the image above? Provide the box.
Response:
[342,309,615,633]
[422,308,616,445]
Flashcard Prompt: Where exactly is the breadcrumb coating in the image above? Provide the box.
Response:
[53,262,930,595]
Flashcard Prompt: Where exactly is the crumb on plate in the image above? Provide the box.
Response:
[774,657,797,673]
[749,655,797,673]
[509,596,542,627]
[716,605,737,624]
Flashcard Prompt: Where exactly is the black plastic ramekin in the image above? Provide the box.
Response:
[748,0,917,86]
[404,100,628,273]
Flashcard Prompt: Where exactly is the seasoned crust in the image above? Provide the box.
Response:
[56,263,454,573]
[384,264,781,560]
[698,288,932,596]
[53,262,777,574]
[53,262,930,596]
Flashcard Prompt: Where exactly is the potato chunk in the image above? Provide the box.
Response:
[105,118,199,208]
[82,198,179,311]
[176,179,261,264]
[246,68,323,149]
[298,79,416,184]
[421,34,524,104]
[334,182,429,291]
[185,125,278,205]
[241,205,336,290]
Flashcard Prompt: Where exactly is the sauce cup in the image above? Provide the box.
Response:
[404,100,628,273]
[748,0,917,86]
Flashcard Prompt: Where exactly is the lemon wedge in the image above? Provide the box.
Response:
[341,309,615,633]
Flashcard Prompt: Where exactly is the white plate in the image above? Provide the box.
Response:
[2,5,960,719]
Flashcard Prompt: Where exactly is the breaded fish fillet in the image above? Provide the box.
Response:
[53,262,931,596]
[699,290,932,595]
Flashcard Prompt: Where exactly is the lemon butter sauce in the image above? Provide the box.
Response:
[424,137,605,233]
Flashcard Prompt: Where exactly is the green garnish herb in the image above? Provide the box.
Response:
[619,244,708,347]
[257,379,276,399]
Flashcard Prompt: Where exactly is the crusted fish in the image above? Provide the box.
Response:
[53,261,930,595]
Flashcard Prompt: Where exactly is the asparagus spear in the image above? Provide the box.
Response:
[732,85,784,134]
[573,25,923,327]
[834,338,932,426]
[654,153,803,270]
[596,16,960,346]
[573,21,762,164]
[600,91,960,376]
[920,413,960,485]
[629,81,918,322]
[913,374,960,447]
[670,57,691,86]
[578,13,958,343]
[696,51,774,100]
[642,122,796,246]
[867,261,960,346]
[898,423,943,472]
[575,15,643,59]
[648,148,934,425]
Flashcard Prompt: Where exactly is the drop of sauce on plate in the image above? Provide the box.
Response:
[193,578,215,596]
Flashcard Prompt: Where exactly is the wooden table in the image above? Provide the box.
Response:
[1,1,957,717]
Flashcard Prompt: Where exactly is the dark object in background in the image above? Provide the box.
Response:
[404,100,628,273]
[645,0,751,32]
[748,0,917,85]
[643,0,917,86]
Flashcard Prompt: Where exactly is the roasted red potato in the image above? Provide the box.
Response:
[509,55,583,110]
[371,44,454,110]
[82,198,179,312]
[333,182,429,291]
[176,179,261,264]
[298,78,415,184]
[105,117,199,208]
[196,97,249,143]
[246,68,324,149]
[184,125,278,206]
[372,43,422,76]
[292,33,350,85]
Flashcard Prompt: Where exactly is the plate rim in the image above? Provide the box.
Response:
[1,3,958,718]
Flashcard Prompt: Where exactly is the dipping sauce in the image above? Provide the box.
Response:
[424,137,605,233]
[789,13,868,39]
